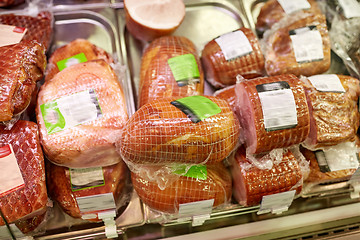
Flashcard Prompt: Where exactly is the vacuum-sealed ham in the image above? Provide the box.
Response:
[0,40,46,122]
[235,74,310,154]
[0,120,48,226]
[0,0,24,7]
[36,59,129,168]
[47,160,128,222]
[131,163,232,213]
[300,74,360,150]
[201,28,265,88]
[213,85,236,113]
[45,39,114,82]
[263,12,331,77]
[118,95,240,166]
[138,36,204,108]
[230,147,303,207]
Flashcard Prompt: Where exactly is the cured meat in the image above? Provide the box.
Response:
[301,75,360,149]
[47,160,128,222]
[201,28,264,88]
[235,74,310,154]
[231,147,303,207]
[213,85,237,113]
[0,120,48,226]
[131,163,232,213]
[0,12,52,50]
[0,40,46,122]
[256,0,322,34]
[263,13,331,77]
[45,39,114,82]
[0,0,24,7]
[139,36,204,108]
[36,59,129,168]
[118,96,240,165]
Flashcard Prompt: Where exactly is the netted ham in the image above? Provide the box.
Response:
[0,12,52,50]
[138,36,204,108]
[256,0,322,34]
[230,147,303,207]
[0,40,46,122]
[301,75,360,150]
[235,74,310,154]
[0,0,24,7]
[0,120,48,226]
[45,39,114,82]
[47,160,128,222]
[201,28,264,88]
[213,85,236,113]
[36,59,129,168]
[263,12,331,77]
[118,96,240,166]
[131,163,232,213]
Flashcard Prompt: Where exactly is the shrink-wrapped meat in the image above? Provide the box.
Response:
[0,40,46,122]
[230,147,303,207]
[0,120,48,226]
[45,39,114,82]
[300,74,360,149]
[235,74,310,154]
[117,95,240,165]
[36,60,128,168]
[47,160,128,221]
[131,163,232,213]
[0,0,24,7]
[213,85,236,113]
[201,28,264,88]
[139,36,204,108]
[263,12,331,77]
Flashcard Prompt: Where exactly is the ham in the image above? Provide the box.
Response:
[0,0,24,7]
[213,85,237,113]
[131,163,232,213]
[138,36,204,108]
[0,120,48,226]
[235,74,310,154]
[230,147,303,207]
[201,28,264,88]
[45,39,114,82]
[0,41,46,122]
[36,60,128,168]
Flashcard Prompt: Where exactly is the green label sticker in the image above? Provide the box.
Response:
[172,165,207,180]
[56,52,88,71]
[40,101,66,135]
[171,95,221,123]
[70,167,105,192]
[167,54,200,87]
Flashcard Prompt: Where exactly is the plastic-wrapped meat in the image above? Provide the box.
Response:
[0,12,52,50]
[36,59,129,168]
[0,40,46,122]
[256,0,322,34]
[263,12,331,77]
[45,39,114,82]
[213,85,237,113]
[47,160,128,222]
[301,75,360,149]
[235,74,310,154]
[230,147,303,207]
[0,120,48,226]
[131,163,232,213]
[201,28,264,88]
[0,0,24,7]
[139,36,204,108]
[117,96,240,165]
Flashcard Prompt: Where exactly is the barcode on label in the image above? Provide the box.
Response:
[215,30,253,61]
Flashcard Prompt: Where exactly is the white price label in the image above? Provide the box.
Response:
[70,167,104,191]
[76,193,116,214]
[178,199,214,218]
[308,74,345,93]
[277,0,311,14]
[215,30,253,61]
[338,0,360,18]
[258,190,296,215]
[0,24,27,47]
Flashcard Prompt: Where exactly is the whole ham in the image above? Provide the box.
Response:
[131,163,232,213]
[138,36,204,108]
[0,12,52,50]
[231,147,303,207]
[301,75,360,149]
[47,160,128,221]
[117,96,240,165]
[36,59,129,168]
[235,74,310,154]
[201,28,264,88]
[0,40,46,122]
[45,39,114,82]
[0,120,48,226]
[263,12,331,77]
[0,0,24,7]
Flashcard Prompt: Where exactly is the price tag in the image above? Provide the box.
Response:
[277,0,311,14]
[257,190,296,215]
[215,30,253,61]
[178,199,214,219]
[167,54,200,87]
[76,193,116,214]
[349,168,360,199]
[338,0,360,18]
[308,74,345,93]
[70,167,105,191]
[0,24,27,47]
[56,53,88,71]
